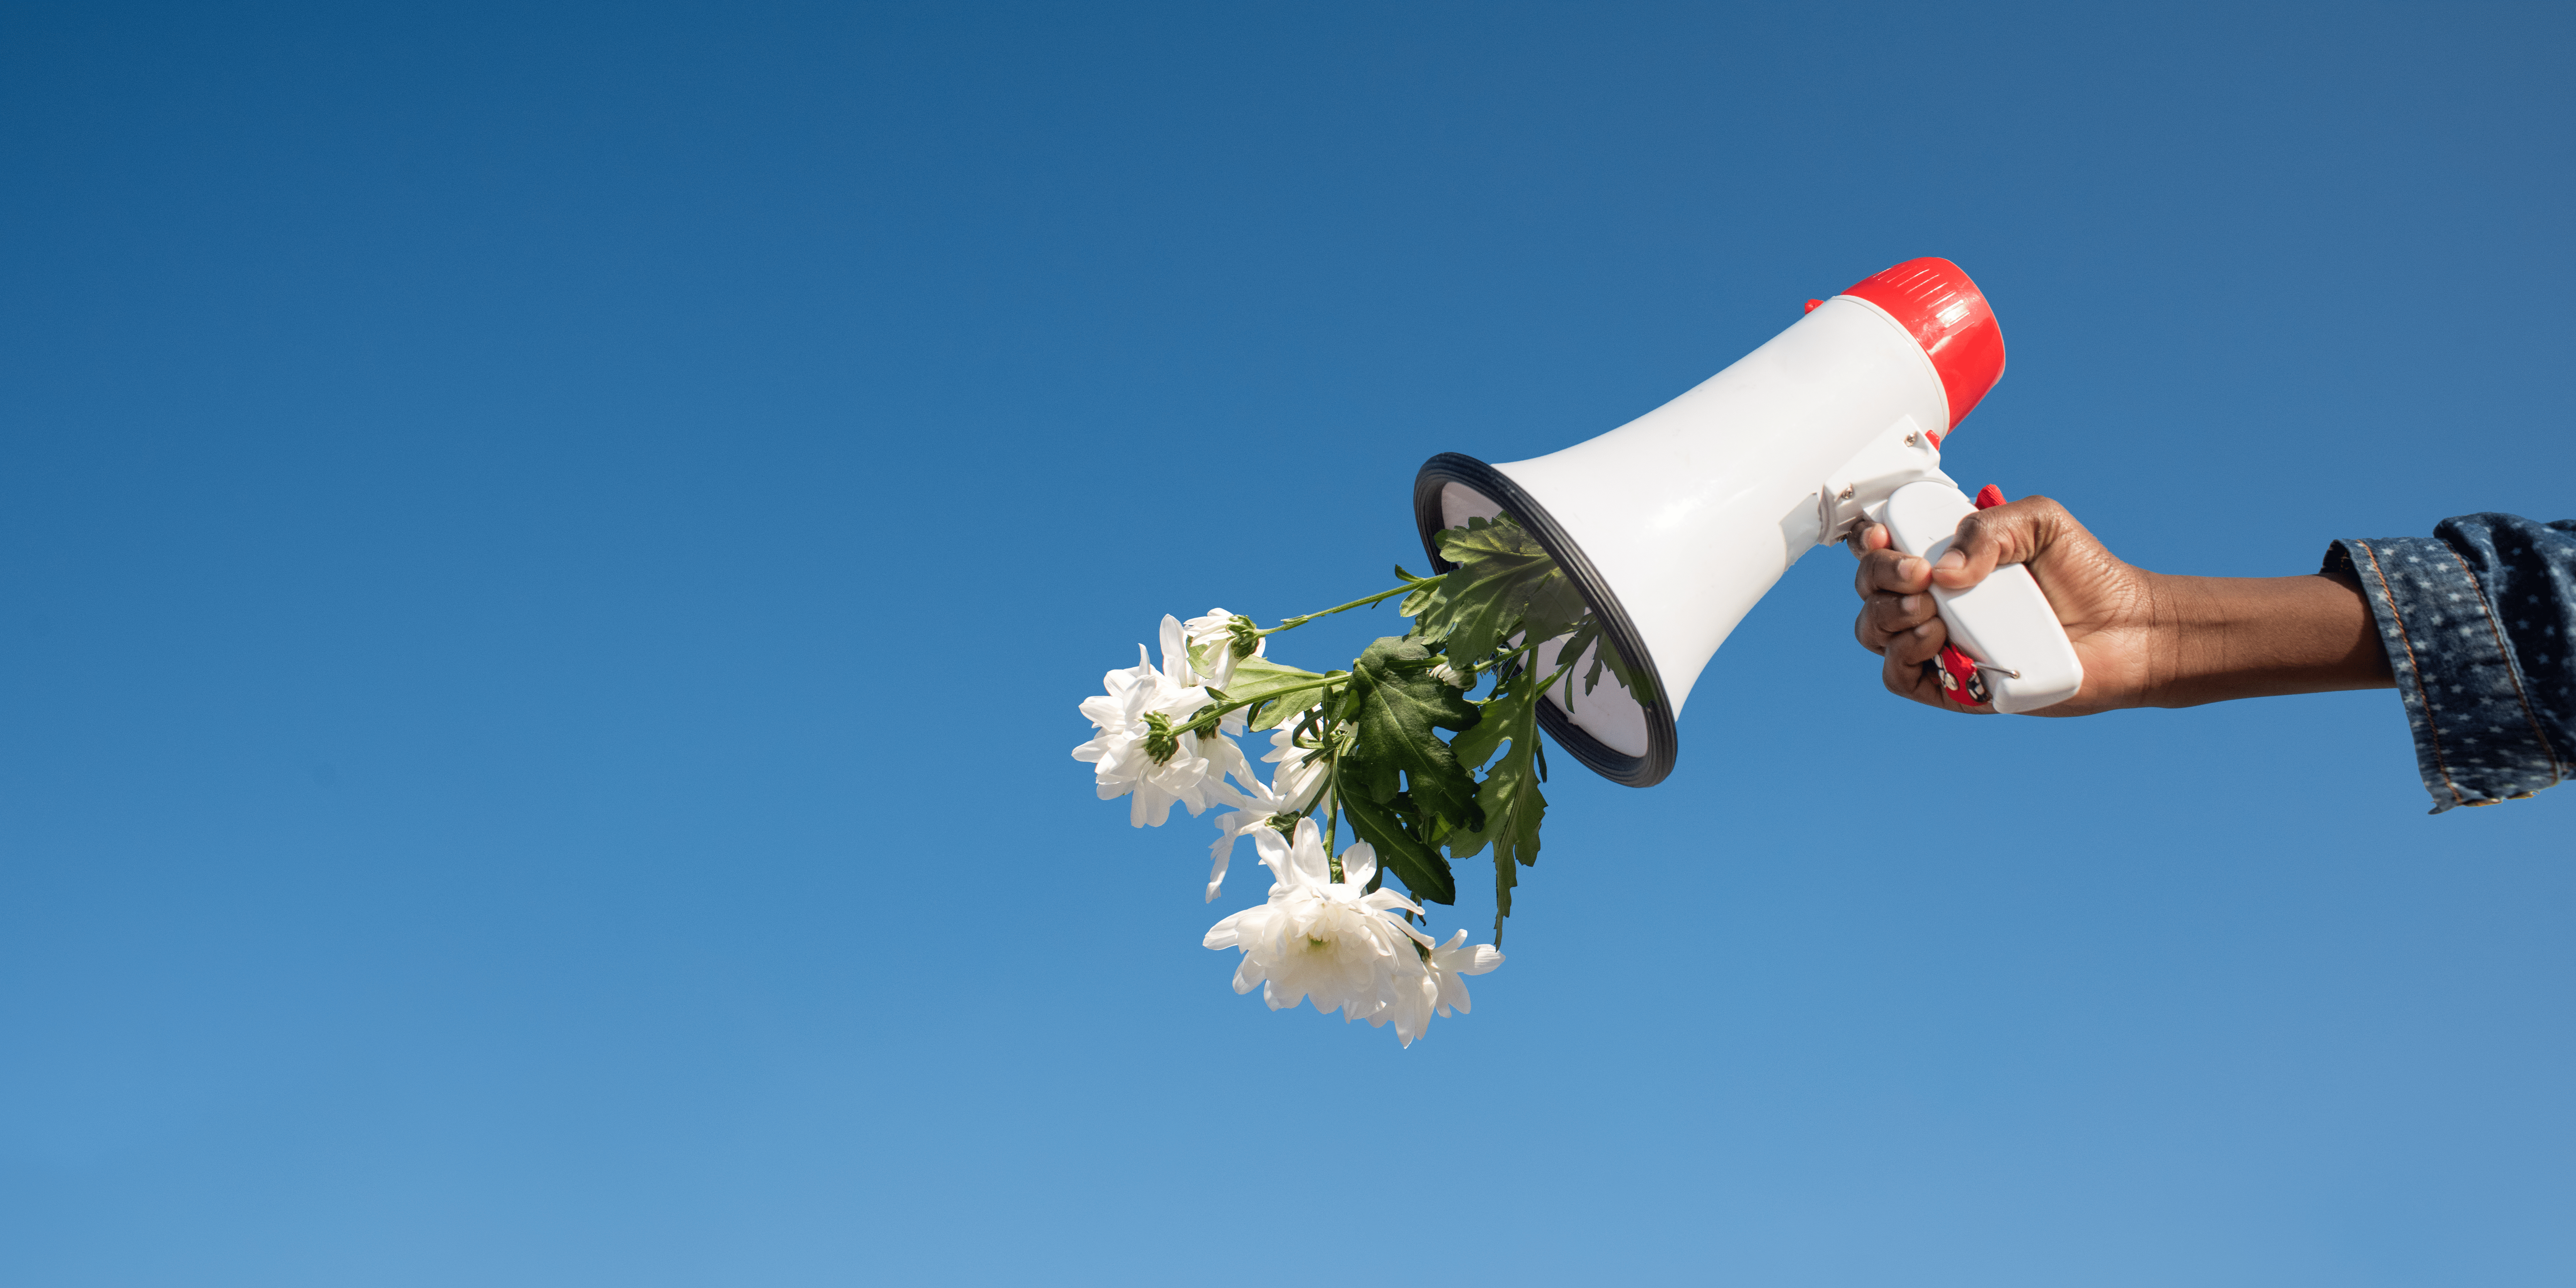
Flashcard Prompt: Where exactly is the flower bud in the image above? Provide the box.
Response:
[1430,661,1471,688]
[1227,615,1261,660]
[1142,712,1181,764]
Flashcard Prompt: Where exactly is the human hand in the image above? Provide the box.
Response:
[1847,495,2390,715]
[1849,496,2160,715]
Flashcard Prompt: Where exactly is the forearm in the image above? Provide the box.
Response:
[1853,499,2569,811]
[2143,570,2393,707]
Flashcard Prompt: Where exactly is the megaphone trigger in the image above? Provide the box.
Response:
[1932,645,1993,706]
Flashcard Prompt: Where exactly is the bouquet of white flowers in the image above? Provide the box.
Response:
[1073,515,1646,1046]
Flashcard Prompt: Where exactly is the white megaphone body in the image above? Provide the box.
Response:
[1414,257,2082,787]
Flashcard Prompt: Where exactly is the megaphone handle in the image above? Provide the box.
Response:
[1878,481,2086,714]
[1931,486,2008,704]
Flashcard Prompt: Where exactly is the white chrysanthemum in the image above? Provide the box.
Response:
[1200,711,1334,902]
[1165,615,1257,743]
[1183,607,1265,691]
[1261,713,1330,812]
[1202,777,1290,903]
[1204,818,1431,1026]
[1158,614,1259,786]
[1073,617,1254,827]
[1374,929,1504,1047]
[1070,644,1210,826]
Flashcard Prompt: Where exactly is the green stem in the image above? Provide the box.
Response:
[1259,578,1435,636]
[1186,674,1341,734]
[1535,657,1577,696]
[1470,639,1541,675]
[1323,739,1344,879]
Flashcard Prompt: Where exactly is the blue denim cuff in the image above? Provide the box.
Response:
[2330,536,2570,812]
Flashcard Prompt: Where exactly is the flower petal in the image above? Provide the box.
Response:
[1338,840,1378,889]
[1286,817,1331,888]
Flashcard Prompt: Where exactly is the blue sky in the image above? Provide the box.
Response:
[3,3,2571,1284]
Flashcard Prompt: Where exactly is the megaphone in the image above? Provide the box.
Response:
[1414,257,2082,787]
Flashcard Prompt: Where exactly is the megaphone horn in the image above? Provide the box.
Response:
[1414,256,2080,787]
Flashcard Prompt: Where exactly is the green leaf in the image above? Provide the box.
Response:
[1401,561,1442,615]
[1210,655,1334,730]
[1340,789,1455,905]
[1550,618,1603,713]
[1583,625,1654,703]
[1340,637,1483,833]
[1477,751,1546,943]
[1448,672,1530,774]
[1532,615,1655,715]
[1474,747,1545,871]
[1412,517,1590,664]
[1395,564,1448,621]
[1442,684,1546,943]
[1215,652,1325,698]
[1515,586,1589,656]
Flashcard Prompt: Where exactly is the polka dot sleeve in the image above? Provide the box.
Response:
[2327,515,2575,812]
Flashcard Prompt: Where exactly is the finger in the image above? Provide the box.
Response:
[1886,615,1947,670]
[1892,655,1952,708]
[1852,547,1932,601]
[1853,601,1892,654]
[1843,521,1892,559]
[1930,495,2074,591]
[1880,618,1996,714]
[1854,589,1938,652]
[1881,621,1952,708]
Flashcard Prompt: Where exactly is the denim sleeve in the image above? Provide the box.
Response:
[2327,514,2576,812]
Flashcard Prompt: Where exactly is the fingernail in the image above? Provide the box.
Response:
[1897,556,1925,579]
[1933,550,1965,572]
[1913,622,1937,637]
[1899,594,1922,615]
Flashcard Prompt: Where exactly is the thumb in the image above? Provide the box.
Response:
[1929,495,2075,591]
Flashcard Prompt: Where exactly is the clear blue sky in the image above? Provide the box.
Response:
[4,3,2571,1284]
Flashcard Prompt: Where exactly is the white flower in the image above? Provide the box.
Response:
[1183,607,1264,691]
[1202,776,1291,903]
[1374,930,1504,1047]
[1426,931,1503,1014]
[1200,712,1334,903]
[1204,818,1431,1027]
[1159,615,1263,789]
[1261,713,1330,812]
[1429,660,1472,689]
[1073,619,1256,827]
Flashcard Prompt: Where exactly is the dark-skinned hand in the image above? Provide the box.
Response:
[1846,495,2389,715]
